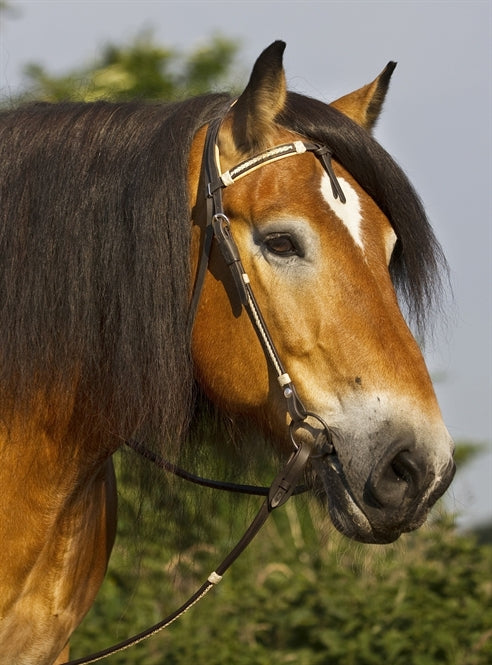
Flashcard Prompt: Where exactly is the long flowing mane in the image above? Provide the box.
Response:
[0,91,445,454]
[0,95,230,451]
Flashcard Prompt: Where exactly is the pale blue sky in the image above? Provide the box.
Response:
[1,0,490,527]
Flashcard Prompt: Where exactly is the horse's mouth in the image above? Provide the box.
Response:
[311,454,404,544]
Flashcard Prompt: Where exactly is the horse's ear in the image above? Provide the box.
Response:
[218,41,287,159]
[330,62,397,132]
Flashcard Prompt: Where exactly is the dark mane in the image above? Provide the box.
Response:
[279,92,447,332]
[0,95,230,452]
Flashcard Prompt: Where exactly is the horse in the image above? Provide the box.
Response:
[0,41,455,664]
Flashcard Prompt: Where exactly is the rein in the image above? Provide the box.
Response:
[125,438,309,497]
[62,435,316,665]
[62,117,343,665]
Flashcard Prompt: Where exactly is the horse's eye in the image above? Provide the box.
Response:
[264,233,299,256]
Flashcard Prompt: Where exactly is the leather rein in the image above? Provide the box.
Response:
[62,118,344,665]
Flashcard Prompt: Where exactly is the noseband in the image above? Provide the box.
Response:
[64,117,344,665]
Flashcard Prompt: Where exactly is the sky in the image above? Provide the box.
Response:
[0,0,490,528]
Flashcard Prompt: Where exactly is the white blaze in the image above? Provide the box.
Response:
[320,173,363,250]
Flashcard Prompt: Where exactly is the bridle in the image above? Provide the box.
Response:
[62,116,344,665]
[192,118,345,424]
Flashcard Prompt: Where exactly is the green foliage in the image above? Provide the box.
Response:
[20,31,240,103]
[69,454,492,665]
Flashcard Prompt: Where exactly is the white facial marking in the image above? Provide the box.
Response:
[320,173,363,250]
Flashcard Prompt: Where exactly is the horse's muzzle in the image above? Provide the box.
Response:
[313,440,456,544]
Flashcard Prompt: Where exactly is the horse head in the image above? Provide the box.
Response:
[190,41,455,544]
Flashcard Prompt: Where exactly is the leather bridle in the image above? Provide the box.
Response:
[192,117,345,430]
[62,117,344,665]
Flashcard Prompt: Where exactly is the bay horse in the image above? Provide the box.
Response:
[0,41,454,664]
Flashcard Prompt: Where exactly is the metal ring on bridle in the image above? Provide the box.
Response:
[289,412,335,457]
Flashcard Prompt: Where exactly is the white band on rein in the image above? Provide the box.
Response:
[278,373,293,387]
[207,571,223,585]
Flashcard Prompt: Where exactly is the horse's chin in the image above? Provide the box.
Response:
[312,456,402,545]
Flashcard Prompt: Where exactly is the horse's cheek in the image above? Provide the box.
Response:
[191,304,270,412]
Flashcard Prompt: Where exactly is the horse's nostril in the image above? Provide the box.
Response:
[390,450,424,498]
[365,446,428,510]
[391,458,411,483]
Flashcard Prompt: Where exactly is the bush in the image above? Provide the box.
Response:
[69,453,492,665]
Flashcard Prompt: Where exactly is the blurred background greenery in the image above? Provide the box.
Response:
[8,29,242,103]
[1,13,490,663]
